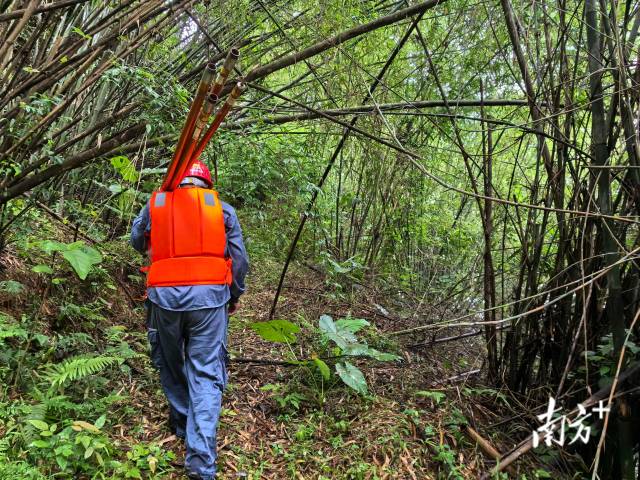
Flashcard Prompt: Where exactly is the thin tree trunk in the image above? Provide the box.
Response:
[268,10,428,319]
[481,81,498,380]
[585,0,632,477]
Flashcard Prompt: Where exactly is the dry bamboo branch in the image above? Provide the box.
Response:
[220,0,448,95]
[0,0,92,22]
[0,0,39,70]
[248,83,639,225]
[464,426,511,471]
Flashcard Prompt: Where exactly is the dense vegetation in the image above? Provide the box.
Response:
[0,0,639,478]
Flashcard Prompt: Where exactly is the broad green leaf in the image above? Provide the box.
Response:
[30,440,50,448]
[56,457,68,470]
[110,156,138,182]
[61,243,102,280]
[342,344,400,361]
[32,264,53,274]
[319,315,358,349]
[335,318,369,333]
[79,435,91,448]
[313,358,330,380]
[250,320,299,343]
[365,348,400,361]
[318,314,336,334]
[335,361,368,394]
[94,414,106,429]
[28,419,49,431]
[39,240,66,254]
[341,343,370,356]
[39,239,103,278]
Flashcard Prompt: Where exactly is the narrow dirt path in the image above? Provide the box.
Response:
[132,267,488,479]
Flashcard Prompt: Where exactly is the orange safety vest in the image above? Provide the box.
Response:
[147,187,232,287]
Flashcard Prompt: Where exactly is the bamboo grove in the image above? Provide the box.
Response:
[1,0,639,476]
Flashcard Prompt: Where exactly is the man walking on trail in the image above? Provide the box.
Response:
[130,160,248,480]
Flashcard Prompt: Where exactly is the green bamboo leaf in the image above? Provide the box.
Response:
[39,240,66,254]
[110,155,138,182]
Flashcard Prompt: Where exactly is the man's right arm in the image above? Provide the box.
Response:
[130,203,151,253]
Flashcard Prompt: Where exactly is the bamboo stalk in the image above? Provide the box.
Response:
[223,0,448,96]
[267,11,425,319]
[187,82,245,167]
[465,426,501,461]
[0,0,91,23]
[210,47,239,96]
[168,93,218,188]
[161,61,216,191]
[0,0,39,70]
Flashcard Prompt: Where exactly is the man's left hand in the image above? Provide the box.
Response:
[228,300,239,315]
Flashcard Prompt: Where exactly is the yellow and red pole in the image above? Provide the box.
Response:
[191,82,245,163]
[161,61,216,191]
[160,48,244,191]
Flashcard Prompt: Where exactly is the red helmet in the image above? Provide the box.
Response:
[181,160,212,187]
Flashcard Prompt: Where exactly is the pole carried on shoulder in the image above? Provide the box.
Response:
[161,47,243,191]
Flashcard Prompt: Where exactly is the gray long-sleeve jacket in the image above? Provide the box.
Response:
[130,195,248,311]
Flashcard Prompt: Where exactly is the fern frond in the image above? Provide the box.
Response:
[21,401,48,447]
[43,355,122,389]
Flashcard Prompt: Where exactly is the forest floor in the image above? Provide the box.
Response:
[131,264,498,480]
[0,222,571,479]
[147,267,490,479]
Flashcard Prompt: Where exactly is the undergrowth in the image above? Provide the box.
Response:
[0,213,567,479]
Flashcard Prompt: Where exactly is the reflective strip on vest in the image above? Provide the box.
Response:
[147,188,232,287]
